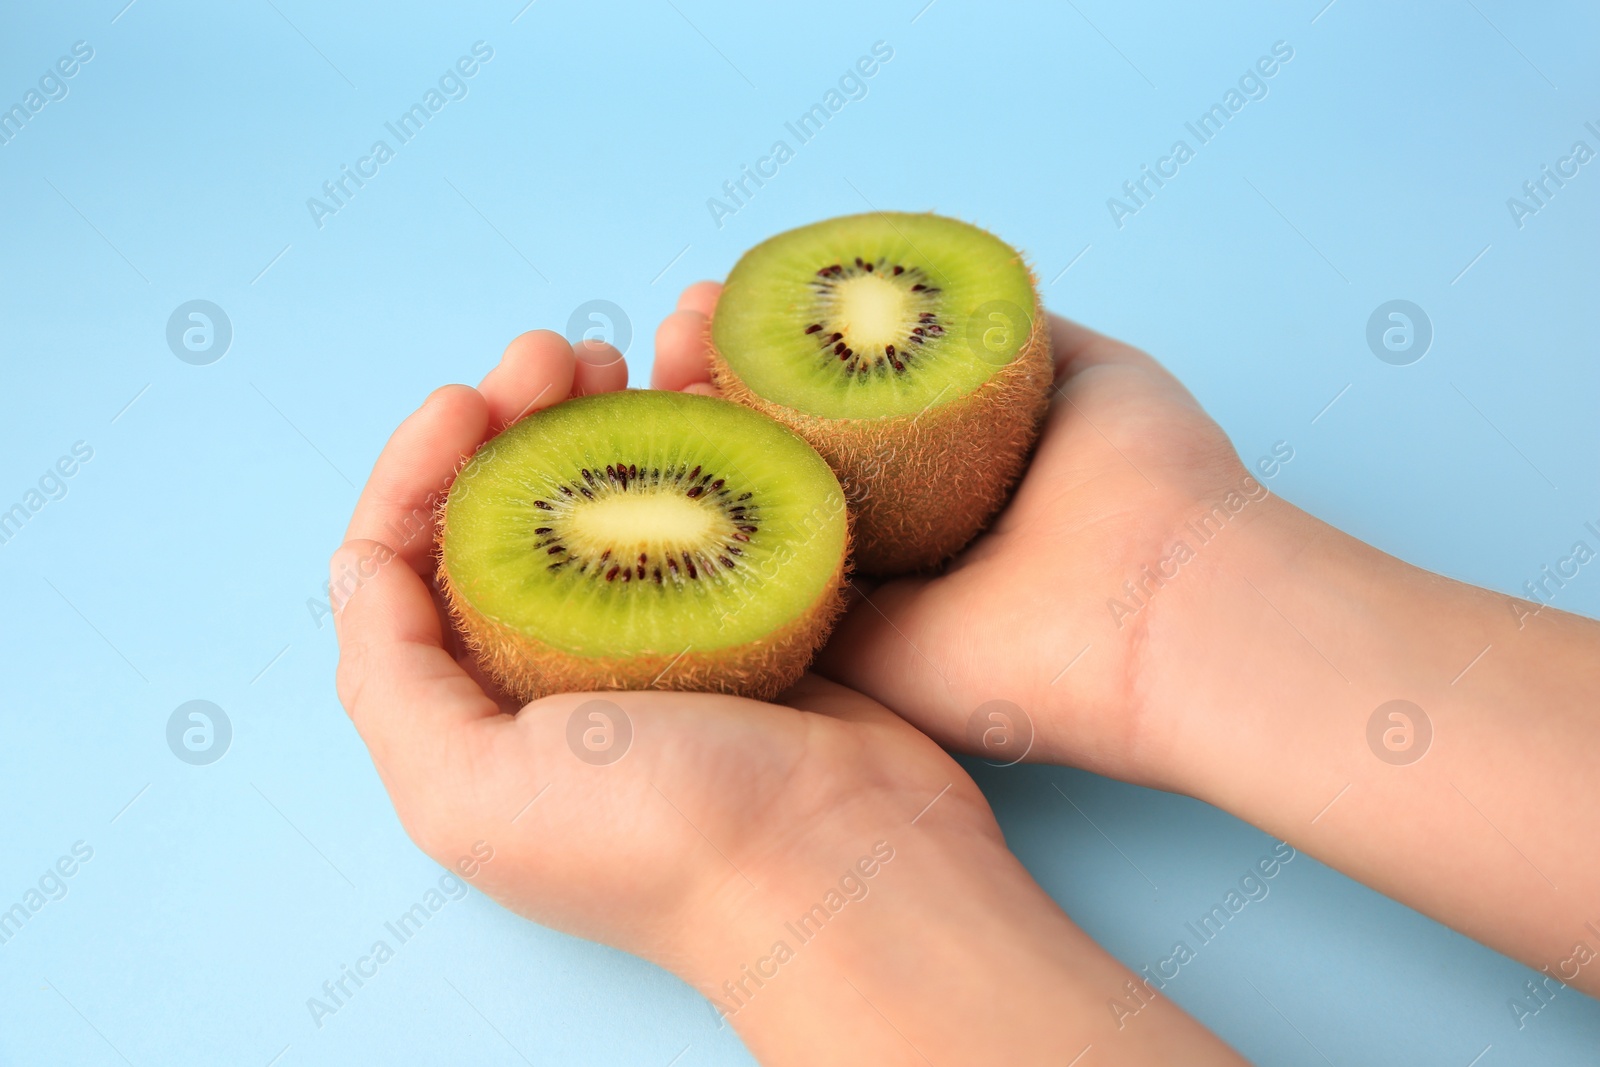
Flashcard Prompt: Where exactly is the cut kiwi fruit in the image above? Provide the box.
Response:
[710,212,1051,574]
[438,390,849,702]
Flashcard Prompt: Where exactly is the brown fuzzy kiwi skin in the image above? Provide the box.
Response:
[436,487,851,705]
[709,287,1052,576]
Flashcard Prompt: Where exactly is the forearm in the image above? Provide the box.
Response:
[673,825,1244,1065]
[1147,495,1600,992]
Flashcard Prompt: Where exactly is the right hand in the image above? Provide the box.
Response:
[655,283,1271,788]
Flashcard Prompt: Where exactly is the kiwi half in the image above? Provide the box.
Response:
[709,212,1051,574]
[439,390,849,702]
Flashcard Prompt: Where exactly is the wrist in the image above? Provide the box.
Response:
[1064,481,1327,794]
[1140,482,1600,987]
[1137,494,1376,798]
[669,810,1239,1065]
[1143,494,1456,797]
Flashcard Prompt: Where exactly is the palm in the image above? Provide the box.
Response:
[331,329,994,968]
[414,681,988,962]
[835,328,1248,779]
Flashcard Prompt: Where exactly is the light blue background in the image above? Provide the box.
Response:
[3,1,1598,1064]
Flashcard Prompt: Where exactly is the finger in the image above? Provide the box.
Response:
[774,672,909,728]
[813,579,965,740]
[427,580,526,716]
[651,309,715,391]
[572,340,629,395]
[330,540,502,769]
[677,280,722,316]
[478,330,576,430]
[1048,314,1205,420]
[1048,313,1165,382]
[344,385,490,572]
[682,381,720,397]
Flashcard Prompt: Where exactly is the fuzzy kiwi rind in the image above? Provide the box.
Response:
[437,391,852,702]
[708,214,1052,575]
[441,555,849,702]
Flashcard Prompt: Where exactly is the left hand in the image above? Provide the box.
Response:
[331,327,1246,1064]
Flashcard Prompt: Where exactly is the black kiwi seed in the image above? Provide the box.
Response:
[535,456,760,586]
[799,257,948,378]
